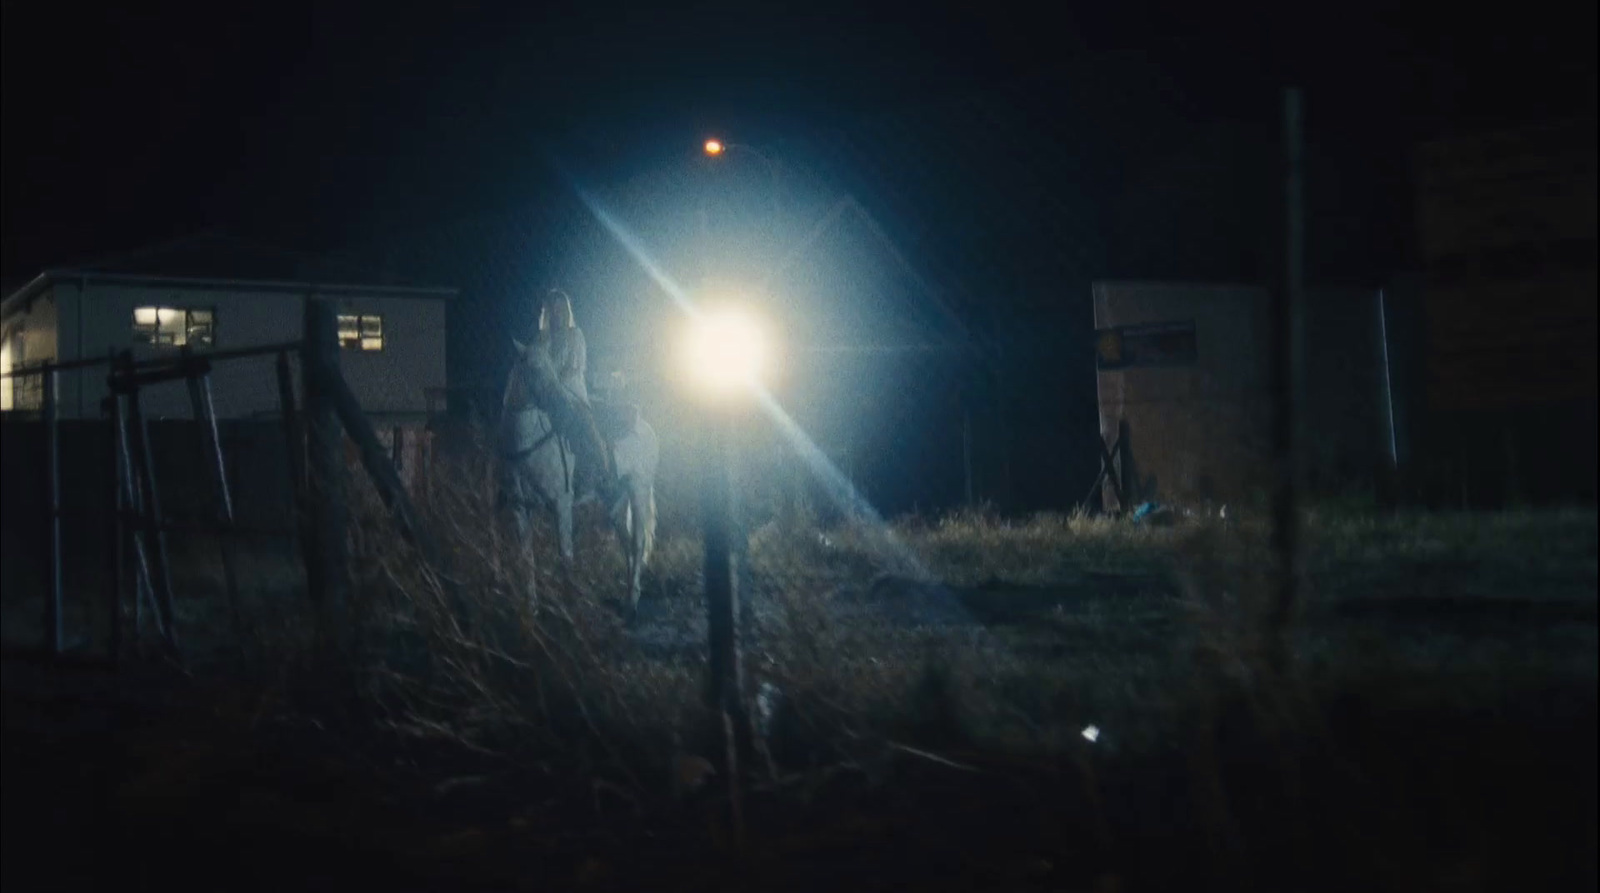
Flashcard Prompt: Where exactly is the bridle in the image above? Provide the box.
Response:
[499,357,577,494]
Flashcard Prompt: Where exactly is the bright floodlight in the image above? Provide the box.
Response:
[703,139,725,156]
[682,308,766,399]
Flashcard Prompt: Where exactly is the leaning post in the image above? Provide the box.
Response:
[302,297,350,655]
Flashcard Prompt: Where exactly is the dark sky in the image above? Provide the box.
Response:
[5,0,1594,285]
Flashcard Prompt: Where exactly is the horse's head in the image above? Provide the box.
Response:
[503,338,537,415]
[499,338,550,460]
[504,336,566,419]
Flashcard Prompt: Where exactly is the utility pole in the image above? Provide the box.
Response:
[1269,87,1307,653]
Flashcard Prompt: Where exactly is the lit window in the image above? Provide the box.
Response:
[133,306,215,348]
[338,313,383,351]
[12,361,46,411]
[1,330,18,411]
[186,308,214,346]
[2,327,52,412]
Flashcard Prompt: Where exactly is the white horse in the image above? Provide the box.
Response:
[500,339,660,611]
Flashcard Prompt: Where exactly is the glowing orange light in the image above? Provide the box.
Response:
[703,139,725,157]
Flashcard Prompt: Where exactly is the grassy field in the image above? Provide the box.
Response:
[3,478,1595,891]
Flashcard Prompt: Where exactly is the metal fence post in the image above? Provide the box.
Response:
[186,358,244,650]
[126,372,179,653]
[42,368,63,654]
[1117,418,1134,512]
[704,411,752,841]
[111,365,165,650]
[962,402,974,506]
[107,389,125,662]
[1269,87,1307,646]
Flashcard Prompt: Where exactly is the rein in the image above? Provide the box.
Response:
[500,354,600,499]
[502,422,561,464]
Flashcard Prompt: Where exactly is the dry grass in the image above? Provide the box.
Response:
[329,439,715,792]
[44,439,1590,890]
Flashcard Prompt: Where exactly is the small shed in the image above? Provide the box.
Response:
[1093,280,1395,510]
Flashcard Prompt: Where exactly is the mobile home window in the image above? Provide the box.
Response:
[133,306,215,348]
[11,361,46,411]
[337,314,383,351]
[1,328,51,411]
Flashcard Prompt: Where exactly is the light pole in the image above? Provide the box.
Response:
[703,138,782,221]
[703,137,785,271]
[677,304,770,840]
[703,137,803,523]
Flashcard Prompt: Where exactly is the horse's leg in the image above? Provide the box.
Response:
[511,486,533,546]
[624,492,642,613]
[627,483,656,613]
[515,506,541,610]
[617,496,638,615]
[508,475,539,609]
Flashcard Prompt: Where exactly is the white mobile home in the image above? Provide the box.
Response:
[1,237,455,423]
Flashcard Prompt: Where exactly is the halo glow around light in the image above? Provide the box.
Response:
[680,308,767,399]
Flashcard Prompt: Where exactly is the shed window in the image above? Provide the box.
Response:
[133,306,215,348]
[337,314,383,351]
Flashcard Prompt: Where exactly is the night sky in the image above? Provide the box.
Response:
[5,0,1593,278]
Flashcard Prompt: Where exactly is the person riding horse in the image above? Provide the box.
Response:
[499,288,660,609]
[524,288,618,506]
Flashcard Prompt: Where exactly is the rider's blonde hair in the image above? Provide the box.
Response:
[539,288,575,331]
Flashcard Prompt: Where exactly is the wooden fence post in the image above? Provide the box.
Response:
[275,347,314,602]
[391,425,405,480]
[276,350,307,497]
[323,361,457,612]
[303,297,350,649]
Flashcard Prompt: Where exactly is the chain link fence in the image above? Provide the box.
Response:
[4,76,1594,889]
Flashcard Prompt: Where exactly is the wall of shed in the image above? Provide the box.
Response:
[1093,281,1393,510]
[1094,283,1274,509]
